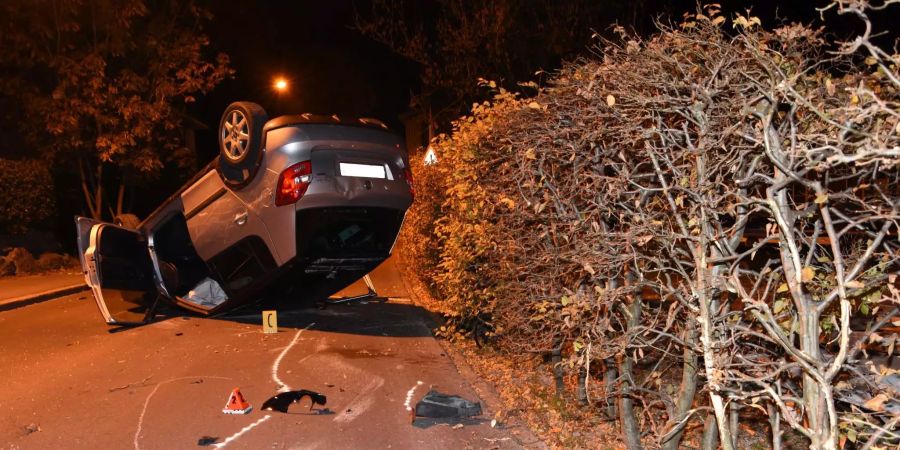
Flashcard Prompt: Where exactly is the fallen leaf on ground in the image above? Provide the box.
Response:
[863,393,889,412]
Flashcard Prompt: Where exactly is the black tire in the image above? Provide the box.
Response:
[114,213,141,229]
[217,101,267,189]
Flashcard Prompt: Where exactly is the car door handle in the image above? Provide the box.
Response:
[234,212,248,226]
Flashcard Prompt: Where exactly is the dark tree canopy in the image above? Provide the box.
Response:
[354,0,652,127]
[0,0,231,222]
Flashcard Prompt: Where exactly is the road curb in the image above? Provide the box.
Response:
[0,283,89,312]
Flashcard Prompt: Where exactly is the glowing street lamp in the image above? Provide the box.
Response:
[273,77,288,92]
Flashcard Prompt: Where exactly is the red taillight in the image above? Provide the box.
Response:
[403,168,415,199]
[275,161,312,206]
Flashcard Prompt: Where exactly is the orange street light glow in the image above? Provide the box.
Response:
[274,78,288,91]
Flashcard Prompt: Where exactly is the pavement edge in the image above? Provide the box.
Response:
[0,283,89,312]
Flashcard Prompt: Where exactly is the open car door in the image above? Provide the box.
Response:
[75,217,159,325]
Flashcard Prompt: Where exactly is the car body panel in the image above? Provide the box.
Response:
[185,178,269,263]
[181,170,227,220]
[76,218,157,324]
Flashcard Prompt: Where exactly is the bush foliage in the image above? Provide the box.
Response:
[399,5,899,449]
[0,159,55,235]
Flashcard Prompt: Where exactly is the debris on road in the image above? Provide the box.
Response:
[413,390,482,419]
[261,389,327,413]
[197,436,219,446]
[184,277,228,308]
[222,387,253,415]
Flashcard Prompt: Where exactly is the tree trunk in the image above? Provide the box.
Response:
[701,413,719,450]
[768,402,782,450]
[603,272,619,419]
[661,320,699,450]
[576,366,587,405]
[799,303,833,450]
[618,274,643,450]
[730,403,740,449]
[618,351,642,450]
[697,245,733,450]
[551,338,564,397]
[604,359,618,420]
[771,179,835,450]
[79,159,104,220]
[115,182,125,217]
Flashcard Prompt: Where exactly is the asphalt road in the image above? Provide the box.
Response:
[0,258,537,449]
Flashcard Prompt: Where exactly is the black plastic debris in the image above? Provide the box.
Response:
[414,390,482,418]
[197,436,218,446]
[261,390,327,413]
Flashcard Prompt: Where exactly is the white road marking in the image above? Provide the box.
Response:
[133,375,232,450]
[271,323,315,392]
[404,381,424,412]
[212,414,272,449]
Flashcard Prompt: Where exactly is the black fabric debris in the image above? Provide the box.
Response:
[197,436,218,446]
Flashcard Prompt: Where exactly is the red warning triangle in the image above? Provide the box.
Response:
[222,387,253,415]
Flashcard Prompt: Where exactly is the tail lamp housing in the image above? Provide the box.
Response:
[275,160,312,206]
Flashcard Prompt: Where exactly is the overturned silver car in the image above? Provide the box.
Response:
[76,102,414,325]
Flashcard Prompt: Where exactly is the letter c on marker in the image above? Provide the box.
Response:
[266,312,274,328]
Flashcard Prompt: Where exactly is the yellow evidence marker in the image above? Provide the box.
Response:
[262,310,278,334]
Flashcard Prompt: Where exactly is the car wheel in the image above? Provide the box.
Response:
[114,213,141,229]
[217,101,268,189]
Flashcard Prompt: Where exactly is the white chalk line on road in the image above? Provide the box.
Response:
[271,322,315,392]
[212,414,272,449]
[133,375,232,450]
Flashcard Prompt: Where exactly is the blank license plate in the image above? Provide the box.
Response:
[339,162,386,179]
